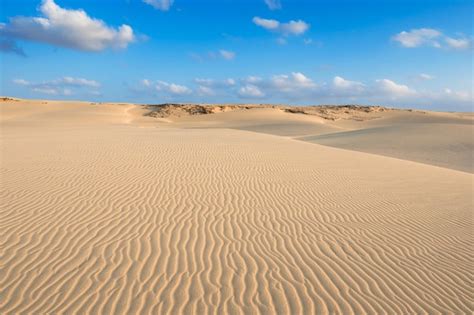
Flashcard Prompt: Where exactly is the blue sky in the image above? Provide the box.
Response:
[1,0,472,110]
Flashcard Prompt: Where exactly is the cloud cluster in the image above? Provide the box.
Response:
[0,0,135,52]
[332,76,366,95]
[137,72,472,109]
[13,76,101,95]
[238,85,265,98]
[393,28,471,50]
[194,78,236,96]
[142,79,192,96]
[253,17,309,36]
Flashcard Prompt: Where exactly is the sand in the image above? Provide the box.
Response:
[1,99,472,314]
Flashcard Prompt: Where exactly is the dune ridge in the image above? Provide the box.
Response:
[144,103,392,121]
[1,99,473,314]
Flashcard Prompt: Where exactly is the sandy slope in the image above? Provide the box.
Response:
[1,99,473,314]
[160,105,473,173]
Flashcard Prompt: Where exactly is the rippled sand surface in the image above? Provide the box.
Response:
[1,99,472,314]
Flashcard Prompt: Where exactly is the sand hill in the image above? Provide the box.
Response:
[1,99,472,314]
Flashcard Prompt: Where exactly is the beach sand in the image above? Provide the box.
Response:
[1,99,472,314]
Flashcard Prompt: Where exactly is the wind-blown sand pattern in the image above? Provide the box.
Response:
[1,99,473,314]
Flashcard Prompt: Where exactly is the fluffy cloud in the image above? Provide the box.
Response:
[238,85,265,98]
[444,37,471,50]
[280,20,310,36]
[392,28,441,48]
[143,0,174,11]
[142,79,192,95]
[13,76,100,95]
[442,88,471,102]
[0,0,134,52]
[375,79,416,97]
[235,74,426,103]
[270,72,316,91]
[194,78,236,97]
[157,81,191,95]
[264,0,282,10]
[196,86,216,97]
[333,76,365,91]
[243,74,408,101]
[393,28,471,50]
[252,17,279,30]
[219,50,236,60]
[244,76,263,84]
[59,77,100,88]
[253,17,309,36]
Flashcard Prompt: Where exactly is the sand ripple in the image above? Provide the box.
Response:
[1,125,472,314]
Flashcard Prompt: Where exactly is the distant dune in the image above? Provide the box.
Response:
[1,98,472,314]
[144,102,473,172]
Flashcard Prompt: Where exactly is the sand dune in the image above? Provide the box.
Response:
[1,99,472,314]
[155,104,473,173]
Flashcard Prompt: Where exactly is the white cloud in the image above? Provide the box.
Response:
[270,72,316,92]
[143,0,174,11]
[136,74,470,109]
[303,38,313,45]
[252,17,280,30]
[236,73,419,102]
[443,88,471,102]
[333,76,365,93]
[156,81,192,95]
[13,76,101,95]
[60,76,100,88]
[444,37,471,50]
[375,79,416,97]
[197,86,215,96]
[226,78,236,86]
[280,20,309,36]
[12,78,29,86]
[219,49,236,60]
[1,0,134,52]
[253,17,309,36]
[264,0,281,10]
[141,79,192,96]
[32,87,60,95]
[245,76,263,84]
[393,28,471,50]
[193,78,236,98]
[392,28,441,48]
[292,72,315,87]
[238,85,265,98]
[417,73,435,81]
